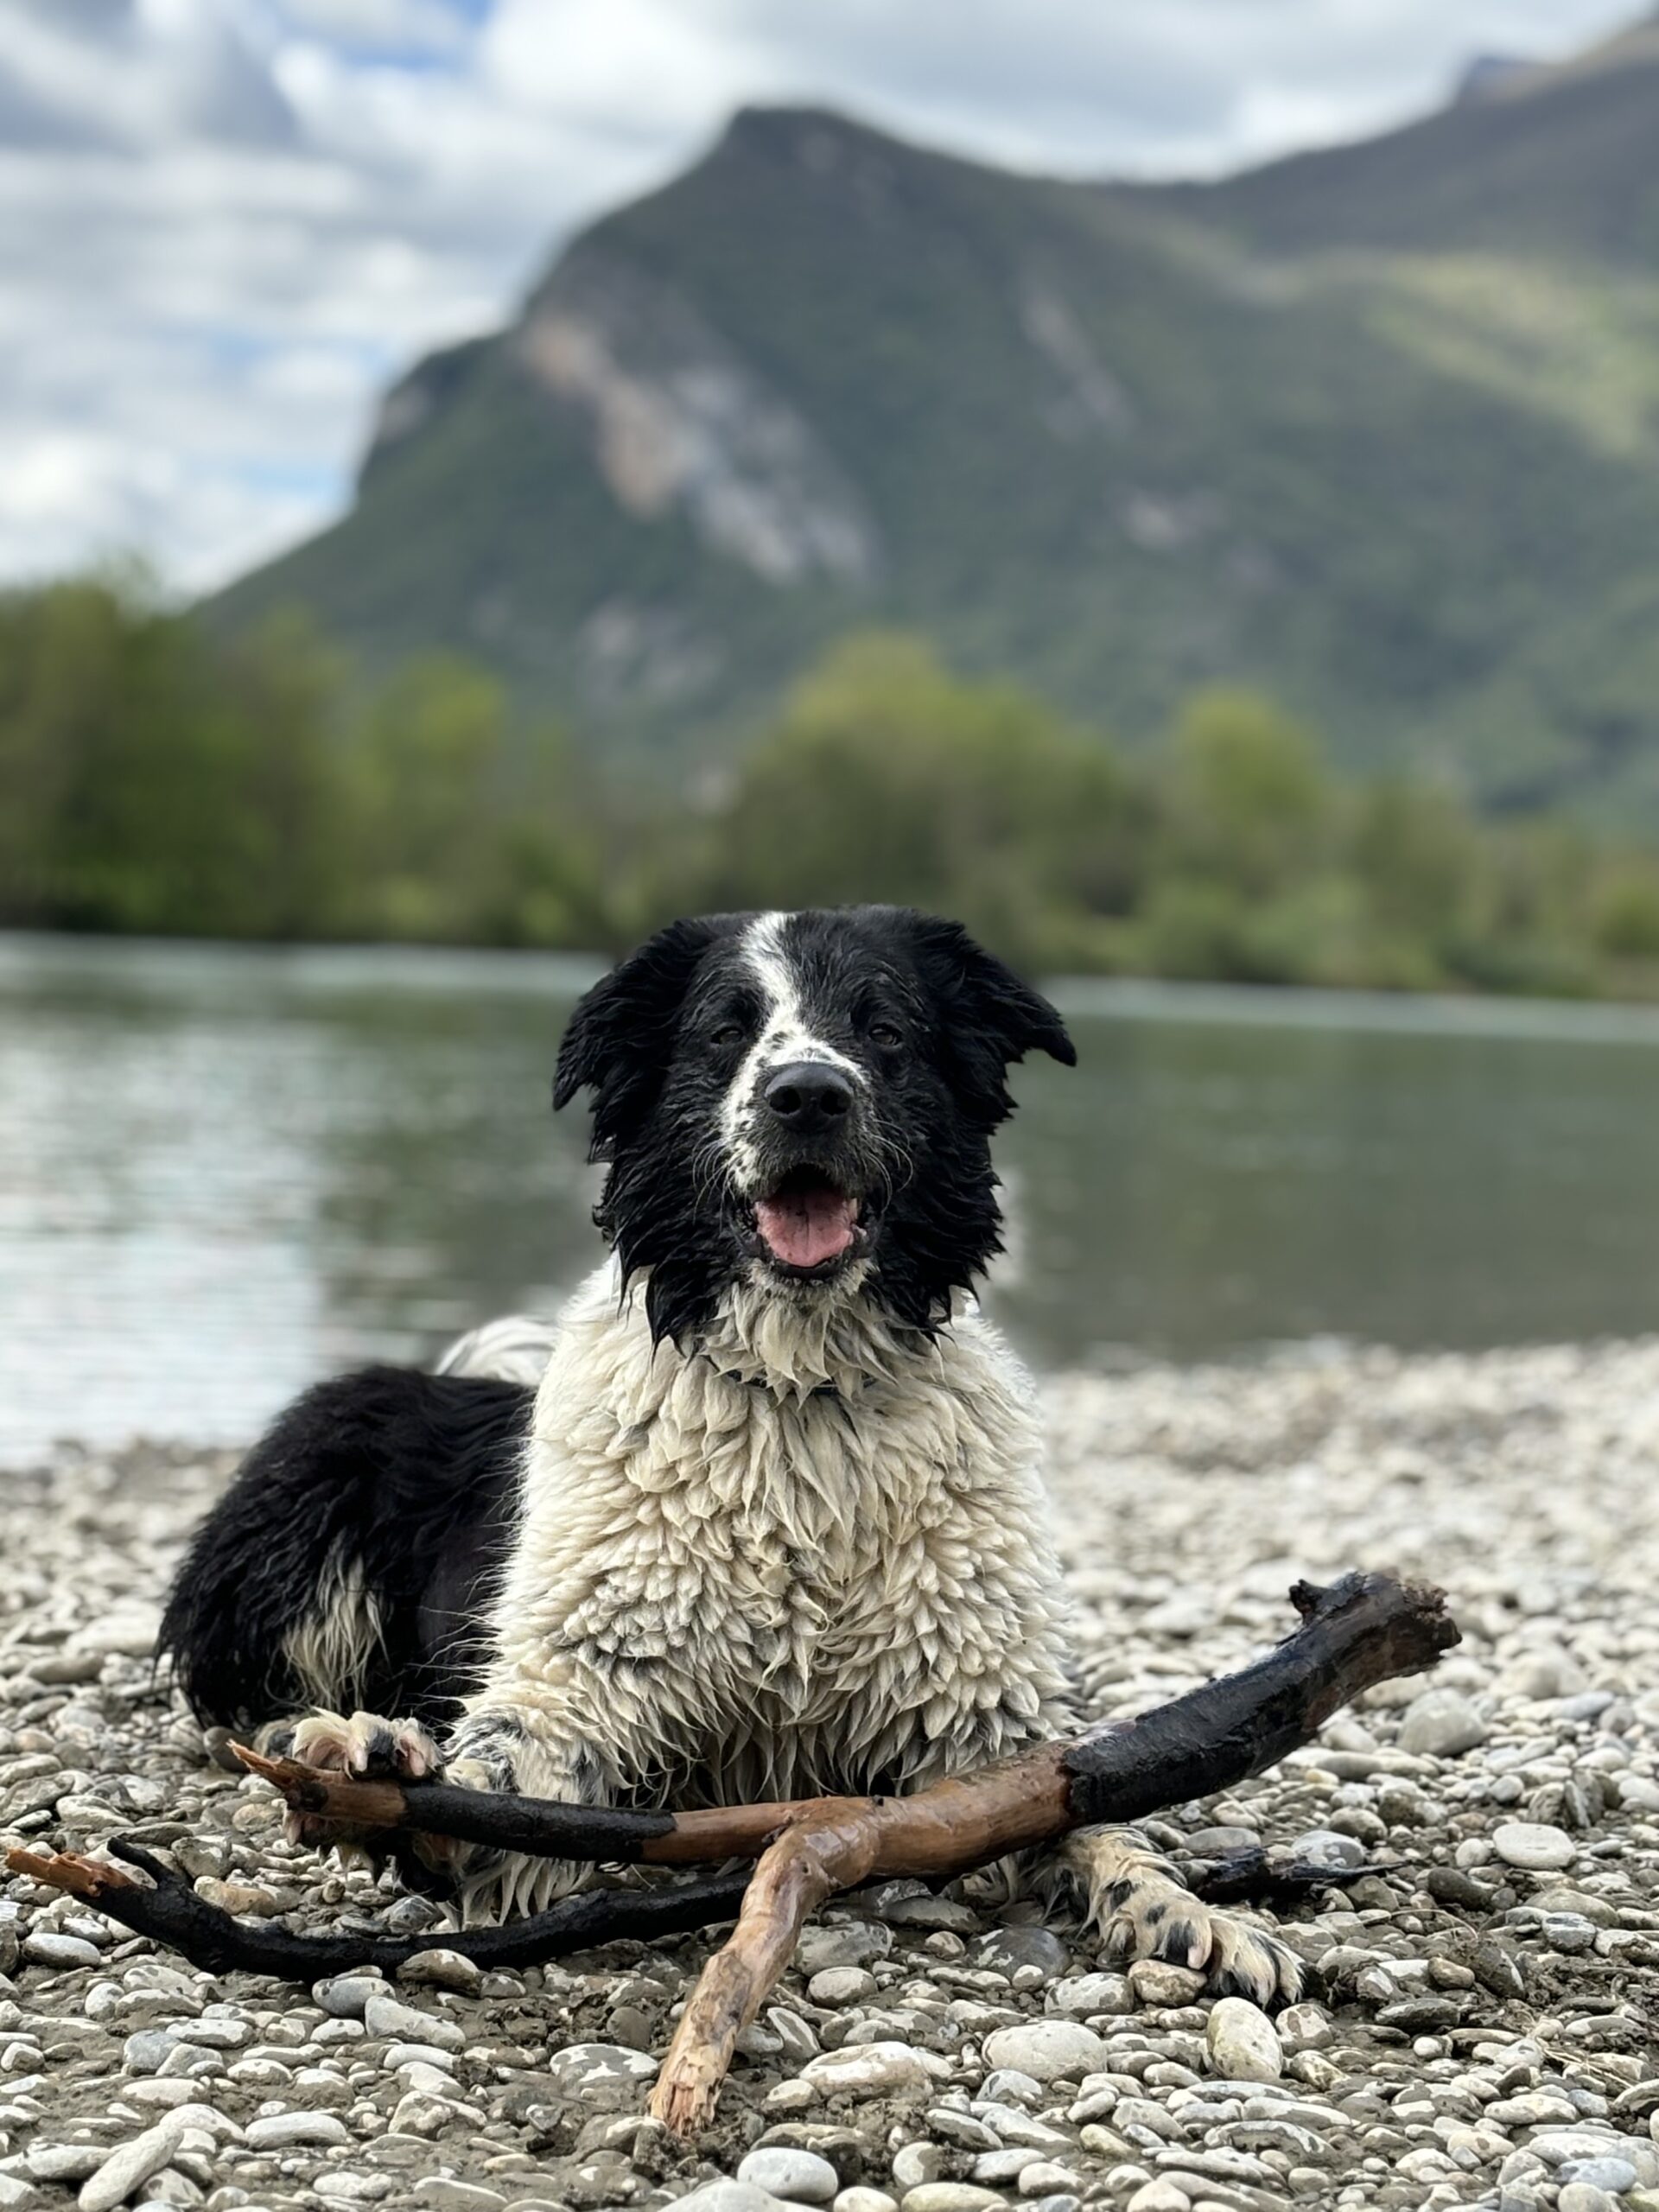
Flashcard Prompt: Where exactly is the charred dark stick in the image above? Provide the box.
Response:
[3,1837,750,1978]
[1059,1572,1456,1821]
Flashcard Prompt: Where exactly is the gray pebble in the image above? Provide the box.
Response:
[543,2042,660,2105]
[972,1929,1069,1982]
[899,2189,1004,2212]
[809,1967,877,2007]
[410,2183,507,2212]
[1205,1999,1281,2084]
[23,1933,102,1971]
[123,2029,177,2075]
[78,2119,188,2212]
[313,1974,382,2019]
[738,2150,839,2202]
[1492,1821,1577,1871]
[677,2188,791,2212]
[1288,1829,1368,1871]
[1560,2159,1639,2193]
[891,2145,946,2194]
[1557,2188,1622,2212]
[981,2022,1109,2083]
[1396,1689,1490,1758]
[398,1949,483,1997]
[243,2112,353,2149]
[362,1989,465,2049]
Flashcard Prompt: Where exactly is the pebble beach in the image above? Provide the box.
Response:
[3,1339,1658,2212]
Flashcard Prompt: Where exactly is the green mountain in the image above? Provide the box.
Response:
[212,17,1659,815]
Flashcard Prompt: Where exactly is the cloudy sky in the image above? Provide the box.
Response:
[0,0,1637,596]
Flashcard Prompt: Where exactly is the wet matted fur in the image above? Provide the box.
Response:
[160,906,1299,1999]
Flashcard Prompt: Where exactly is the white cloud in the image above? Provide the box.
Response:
[0,0,1642,595]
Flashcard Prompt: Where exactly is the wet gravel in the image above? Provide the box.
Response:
[3,1338,1658,2212]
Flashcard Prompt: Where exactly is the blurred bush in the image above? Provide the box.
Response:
[3,577,1659,1001]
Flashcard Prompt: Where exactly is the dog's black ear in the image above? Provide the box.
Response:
[555,916,731,1149]
[906,912,1075,1126]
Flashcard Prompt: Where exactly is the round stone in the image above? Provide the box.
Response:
[1205,1998,1282,2083]
[972,1927,1070,1981]
[22,1930,102,1969]
[899,2189,1005,2212]
[1183,1827,1260,1856]
[411,2184,506,2212]
[1492,1821,1577,1872]
[1560,2158,1639,2193]
[244,2112,353,2149]
[892,2145,946,2193]
[362,1990,466,2049]
[1289,1828,1368,1871]
[1126,1961,1206,2006]
[801,2042,950,2098]
[398,1948,484,1995]
[981,2021,1111,2083]
[1395,1688,1490,1758]
[809,1967,877,2006]
[1045,1972,1132,2018]
[1126,2183,1192,2212]
[677,2188,794,2212]
[738,2150,840,2203]
[542,2042,660,2106]
[1276,2002,1334,2054]
[312,1973,383,2018]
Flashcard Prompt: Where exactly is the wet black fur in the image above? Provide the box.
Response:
[159,1367,529,1728]
[160,906,1072,1730]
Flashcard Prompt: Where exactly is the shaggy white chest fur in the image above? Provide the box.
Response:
[454,1263,1073,1817]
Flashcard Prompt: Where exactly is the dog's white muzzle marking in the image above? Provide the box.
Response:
[721,912,865,1197]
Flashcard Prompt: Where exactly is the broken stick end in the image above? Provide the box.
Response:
[648,2075,721,2138]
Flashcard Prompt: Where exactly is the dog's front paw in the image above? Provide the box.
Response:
[285,1708,444,1782]
[265,1710,447,1864]
[1101,1872,1301,2005]
[1065,1830,1302,2006]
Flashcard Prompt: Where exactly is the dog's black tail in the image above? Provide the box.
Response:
[157,1366,532,1730]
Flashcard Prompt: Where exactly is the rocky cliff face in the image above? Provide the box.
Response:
[514,245,879,588]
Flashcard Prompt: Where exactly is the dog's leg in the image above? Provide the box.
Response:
[435,1698,619,1924]
[1058,1825,1302,2005]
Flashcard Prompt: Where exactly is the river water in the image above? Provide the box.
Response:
[5,933,1659,1460]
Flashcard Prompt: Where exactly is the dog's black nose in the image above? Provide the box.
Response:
[764,1061,854,1130]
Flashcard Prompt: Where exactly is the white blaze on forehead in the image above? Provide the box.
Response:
[721,911,864,1185]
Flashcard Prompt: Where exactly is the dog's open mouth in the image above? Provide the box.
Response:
[752,1169,864,1276]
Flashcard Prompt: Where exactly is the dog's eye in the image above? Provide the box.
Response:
[710,1021,746,1049]
[867,1020,903,1051]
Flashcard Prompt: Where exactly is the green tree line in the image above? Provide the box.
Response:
[5,578,1659,998]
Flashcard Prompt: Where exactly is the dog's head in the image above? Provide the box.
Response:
[554,906,1075,1343]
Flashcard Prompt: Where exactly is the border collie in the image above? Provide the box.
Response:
[161,906,1295,2000]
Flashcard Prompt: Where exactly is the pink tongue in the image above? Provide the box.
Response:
[755,1187,859,1268]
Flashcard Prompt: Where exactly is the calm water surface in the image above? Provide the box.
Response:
[4,934,1659,1459]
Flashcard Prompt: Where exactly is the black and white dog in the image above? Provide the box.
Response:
[161,906,1295,1999]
